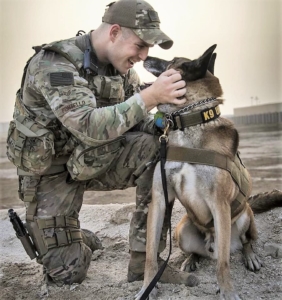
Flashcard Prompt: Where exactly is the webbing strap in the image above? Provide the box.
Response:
[166,147,249,197]
[14,132,26,166]
[37,216,80,230]
[24,184,39,222]
[15,115,50,137]
[45,229,82,249]
[166,147,250,228]
[101,77,112,98]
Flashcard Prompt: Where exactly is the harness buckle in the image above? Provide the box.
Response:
[172,112,184,130]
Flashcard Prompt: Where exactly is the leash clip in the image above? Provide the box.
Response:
[159,123,169,143]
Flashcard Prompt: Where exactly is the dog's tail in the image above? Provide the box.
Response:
[248,189,282,213]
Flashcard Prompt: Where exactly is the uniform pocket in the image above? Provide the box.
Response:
[66,136,125,181]
[6,116,55,175]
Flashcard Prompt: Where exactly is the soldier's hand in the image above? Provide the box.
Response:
[140,69,186,111]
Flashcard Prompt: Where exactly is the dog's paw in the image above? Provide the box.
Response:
[244,252,262,271]
[243,245,262,271]
[180,254,199,272]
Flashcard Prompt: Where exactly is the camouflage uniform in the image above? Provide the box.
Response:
[12,32,167,285]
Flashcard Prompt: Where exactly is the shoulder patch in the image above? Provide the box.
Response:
[50,72,74,86]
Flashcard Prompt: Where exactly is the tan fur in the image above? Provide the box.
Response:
[136,49,262,300]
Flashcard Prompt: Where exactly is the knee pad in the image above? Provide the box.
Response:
[42,242,92,285]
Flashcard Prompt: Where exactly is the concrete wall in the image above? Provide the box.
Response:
[234,102,282,116]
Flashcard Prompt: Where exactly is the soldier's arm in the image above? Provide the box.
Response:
[31,55,149,144]
[29,53,185,145]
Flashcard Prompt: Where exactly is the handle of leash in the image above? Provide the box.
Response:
[139,137,173,300]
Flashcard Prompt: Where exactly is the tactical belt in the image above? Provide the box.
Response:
[166,147,250,227]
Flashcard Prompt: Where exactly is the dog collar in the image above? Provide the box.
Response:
[154,98,221,130]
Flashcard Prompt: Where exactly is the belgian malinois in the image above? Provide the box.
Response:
[136,45,262,300]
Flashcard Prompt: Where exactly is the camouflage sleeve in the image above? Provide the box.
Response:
[130,114,159,135]
[28,52,148,145]
[120,69,160,135]
[124,68,141,100]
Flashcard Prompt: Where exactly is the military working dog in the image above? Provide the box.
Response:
[136,45,262,300]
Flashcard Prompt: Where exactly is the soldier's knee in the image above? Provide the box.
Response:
[42,243,92,285]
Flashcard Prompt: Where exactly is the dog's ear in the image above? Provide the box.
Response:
[208,53,217,75]
[143,56,171,77]
[181,44,217,81]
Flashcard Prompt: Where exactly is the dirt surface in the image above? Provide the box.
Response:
[0,125,281,300]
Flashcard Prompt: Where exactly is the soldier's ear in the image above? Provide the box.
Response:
[109,24,122,42]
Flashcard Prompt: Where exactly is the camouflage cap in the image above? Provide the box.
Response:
[102,0,173,49]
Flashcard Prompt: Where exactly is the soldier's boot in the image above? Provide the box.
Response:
[81,228,103,252]
[127,251,200,286]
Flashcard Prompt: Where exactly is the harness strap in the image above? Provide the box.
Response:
[166,147,249,196]
[166,147,250,227]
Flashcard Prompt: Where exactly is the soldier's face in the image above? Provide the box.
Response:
[109,27,151,75]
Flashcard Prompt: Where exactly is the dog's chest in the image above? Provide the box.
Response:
[166,163,214,224]
[168,128,203,148]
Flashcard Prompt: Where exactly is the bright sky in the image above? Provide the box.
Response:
[0,0,281,122]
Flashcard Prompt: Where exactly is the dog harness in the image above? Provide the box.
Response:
[156,99,250,227]
[166,147,249,227]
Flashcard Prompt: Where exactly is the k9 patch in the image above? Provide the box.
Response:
[50,72,74,86]
[201,105,221,123]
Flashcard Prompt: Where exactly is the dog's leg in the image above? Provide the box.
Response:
[214,198,241,300]
[135,174,167,299]
[175,214,212,272]
[236,206,262,271]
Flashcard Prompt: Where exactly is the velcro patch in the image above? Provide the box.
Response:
[50,72,74,86]
[148,10,160,22]
[201,106,221,123]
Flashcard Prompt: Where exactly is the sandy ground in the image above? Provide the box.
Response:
[0,125,281,300]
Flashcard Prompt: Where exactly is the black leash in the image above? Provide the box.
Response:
[140,133,173,300]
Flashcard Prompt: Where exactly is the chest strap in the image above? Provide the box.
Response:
[166,147,250,227]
